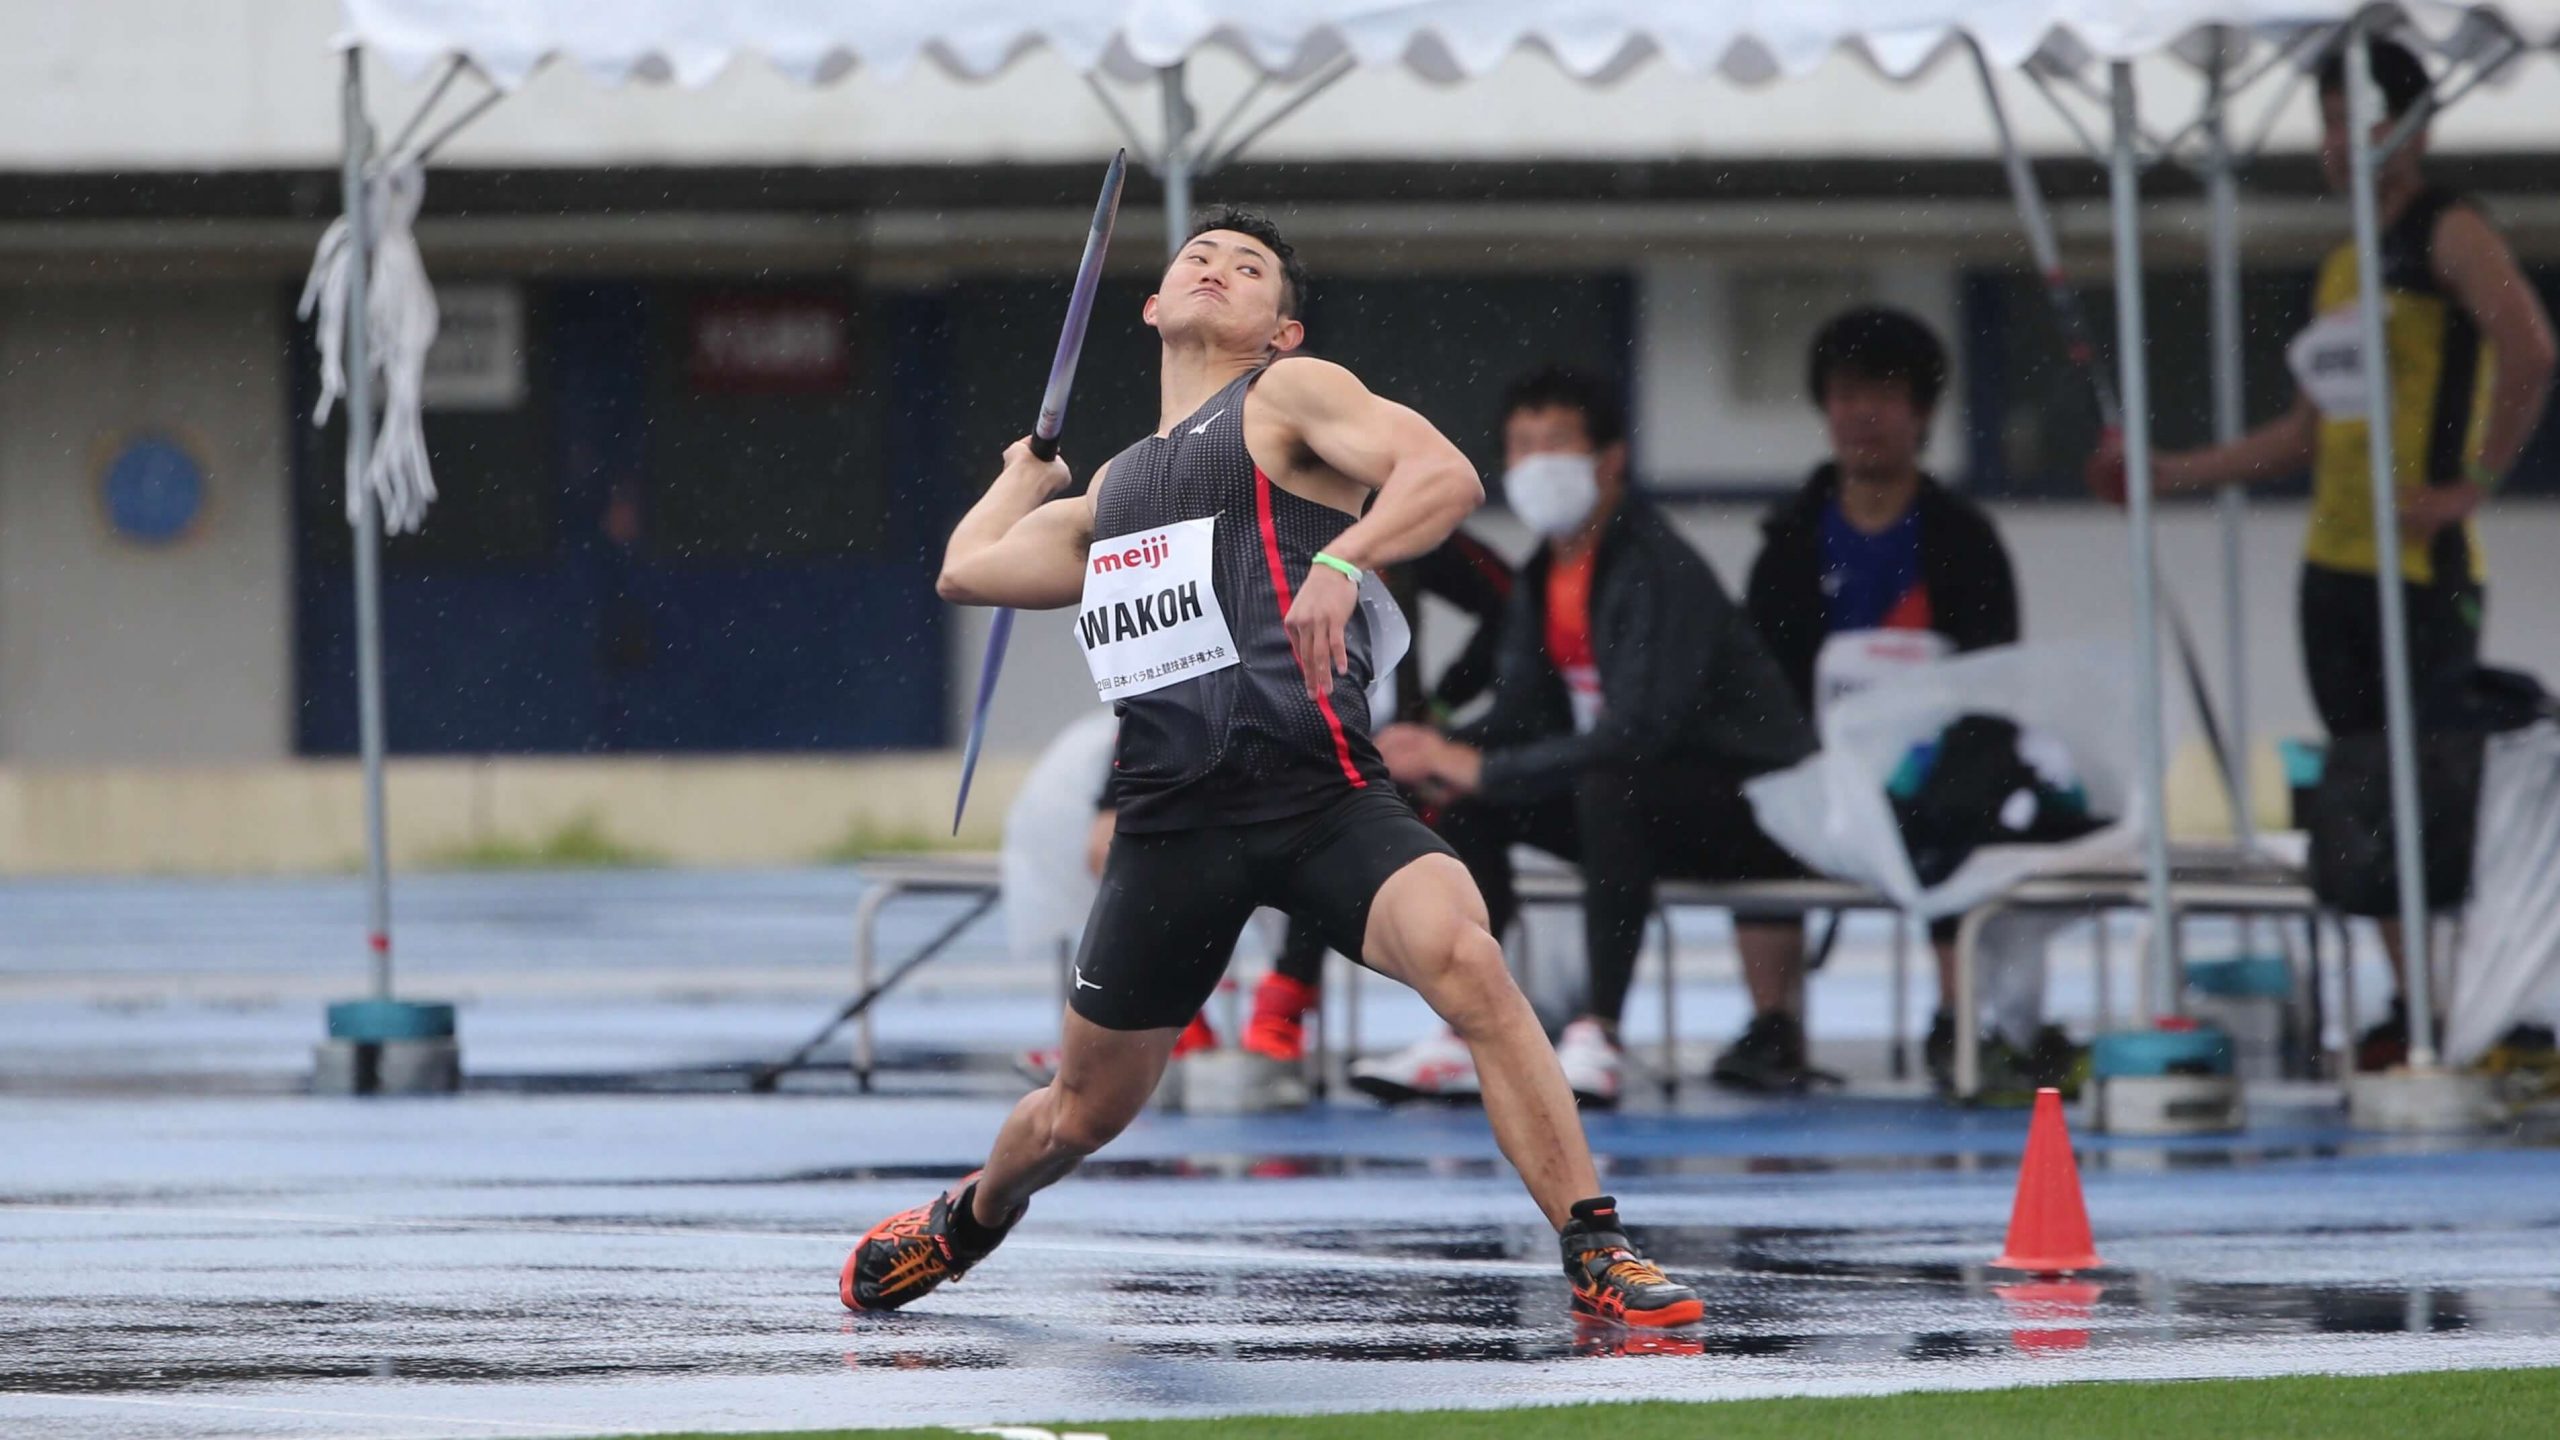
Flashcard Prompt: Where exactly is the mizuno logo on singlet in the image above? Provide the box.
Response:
[1091,532,1173,575]
[1077,583,1207,648]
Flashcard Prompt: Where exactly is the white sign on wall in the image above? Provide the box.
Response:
[423,283,527,411]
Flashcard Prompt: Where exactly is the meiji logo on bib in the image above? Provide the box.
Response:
[1076,515,1240,700]
[1090,532,1173,575]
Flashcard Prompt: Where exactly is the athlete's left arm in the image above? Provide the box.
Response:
[1256,358,1485,700]
[2411,206,2559,535]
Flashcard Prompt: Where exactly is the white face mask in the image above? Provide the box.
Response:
[1502,452,1600,538]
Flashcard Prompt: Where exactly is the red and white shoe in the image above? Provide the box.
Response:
[1013,1046,1061,1086]
[1555,1017,1623,1111]
[1172,1013,1220,1058]
[1347,1028,1480,1105]
[1242,972,1318,1064]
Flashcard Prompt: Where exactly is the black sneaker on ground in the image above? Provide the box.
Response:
[1559,1196,1702,1329]
[1970,1032,2040,1108]
[1924,1010,1956,1095]
[2025,1023,2092,1098]
[2481,1023,2560,1103]
[2356,999,2411,1074]
[841,1172,1021,1312]
[1710,1011,1812,1093]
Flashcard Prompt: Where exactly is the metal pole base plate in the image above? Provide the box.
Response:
[1174,1050,1312,1115]
[2090,1074,2245,1135]
[315,998,461,1094]
[1149,1056,1187,1113]
[312,1038,461,1095]
[2346,1068,2499,1133]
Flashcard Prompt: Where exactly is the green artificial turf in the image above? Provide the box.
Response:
[599,1363,2559,1440]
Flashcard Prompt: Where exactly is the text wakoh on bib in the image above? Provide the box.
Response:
[1076,515,1241,700]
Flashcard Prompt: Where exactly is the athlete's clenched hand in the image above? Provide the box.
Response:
[1284,563,1358,702]
[1000,437,1074,498]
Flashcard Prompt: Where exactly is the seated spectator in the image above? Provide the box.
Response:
[1746,305,2080,1097]
[1359,368,1821,1106]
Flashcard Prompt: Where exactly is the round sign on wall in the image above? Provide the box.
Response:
[100,435,207,546]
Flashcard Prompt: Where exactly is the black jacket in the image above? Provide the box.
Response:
[1745,465,2020,712]
[1389,528,1512,722]
[1461,497,1815,805]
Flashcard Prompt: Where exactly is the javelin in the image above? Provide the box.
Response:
[952,148,1128,835]
[1967,44,2241,815]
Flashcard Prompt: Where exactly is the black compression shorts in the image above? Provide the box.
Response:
[1068,788,1456,1032]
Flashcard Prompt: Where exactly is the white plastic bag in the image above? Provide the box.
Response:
[1744,643,2147,919]
[2447,720,2560,1065]
[1000,708,1120,970]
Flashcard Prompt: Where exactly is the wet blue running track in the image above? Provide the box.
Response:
[3,872,2556,1437]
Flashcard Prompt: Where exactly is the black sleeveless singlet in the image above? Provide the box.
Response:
[1090,364,1389,833]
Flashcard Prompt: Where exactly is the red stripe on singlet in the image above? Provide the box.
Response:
[1255,466,1368,790]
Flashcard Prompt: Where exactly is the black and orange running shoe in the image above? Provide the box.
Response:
[1559,1196,1701,1329]
[840,1172,1021,1313]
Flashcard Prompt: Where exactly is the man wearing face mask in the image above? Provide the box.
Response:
[1365,368,1818,1107]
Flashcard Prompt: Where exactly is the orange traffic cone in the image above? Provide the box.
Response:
[1991,1087,2102,1273]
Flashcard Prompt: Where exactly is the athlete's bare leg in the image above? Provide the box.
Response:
[972,1011,1180,1224]
[1361,852,1602,1227]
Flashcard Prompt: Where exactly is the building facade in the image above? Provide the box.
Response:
[5,1,2559,784]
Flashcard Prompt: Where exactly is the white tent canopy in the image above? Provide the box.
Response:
[342,0,2560,90]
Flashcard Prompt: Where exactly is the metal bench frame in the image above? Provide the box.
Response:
[844,846,2329,1101]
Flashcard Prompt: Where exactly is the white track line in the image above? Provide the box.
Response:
[0,1390,590,1434]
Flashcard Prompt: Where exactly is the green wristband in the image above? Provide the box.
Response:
[1311,551,1363,584]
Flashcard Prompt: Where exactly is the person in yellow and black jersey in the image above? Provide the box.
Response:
[2089,36,2556,1069]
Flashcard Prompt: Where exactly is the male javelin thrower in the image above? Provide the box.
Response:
[843,204,1700,1329]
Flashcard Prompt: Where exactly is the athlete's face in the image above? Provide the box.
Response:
[1820,370,1929,482]
[1145,231,1304,355]
[2319,90,2424,193]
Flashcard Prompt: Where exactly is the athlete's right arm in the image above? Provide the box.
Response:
[936,442,1100,610]
[2165,395,2317,492]
[2087,394,2315,502]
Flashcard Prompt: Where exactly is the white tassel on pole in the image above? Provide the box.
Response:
[298,161,441,535]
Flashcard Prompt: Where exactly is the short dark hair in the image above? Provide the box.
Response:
[1184,204,1309,318]
[1807,307,1948,414]
[1498,368,1626,450]
[2317,36,2433,121]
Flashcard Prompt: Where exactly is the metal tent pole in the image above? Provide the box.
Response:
[2342,24,2439,1068]
[340,49,395,990]
[2204,35,2255,850]
[1160,63,1195,261]
[2108,61,2181,1017]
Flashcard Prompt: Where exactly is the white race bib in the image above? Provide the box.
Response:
[1813,628,1951,728]
[2287,308,2371,418]
[1075,515,1240,700]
